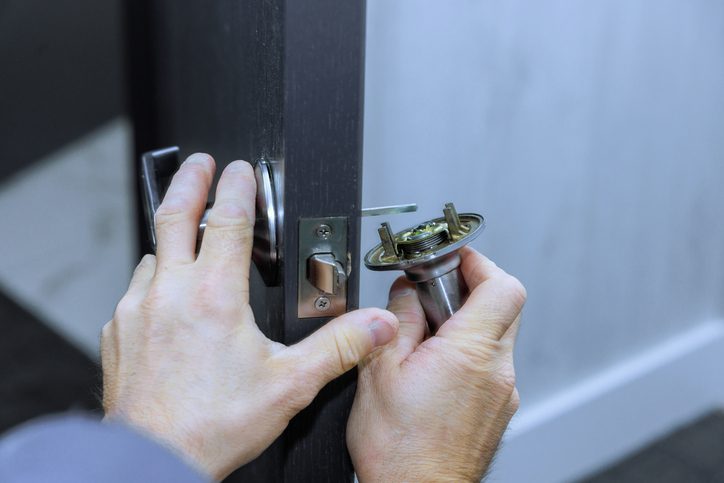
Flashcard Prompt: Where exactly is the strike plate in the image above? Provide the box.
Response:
[298,217,348,318]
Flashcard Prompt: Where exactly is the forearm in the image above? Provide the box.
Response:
[0,413,208,483]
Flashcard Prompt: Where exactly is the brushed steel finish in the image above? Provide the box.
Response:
[361,203,418,217]
[308,253,346,295]
[364,203,484,333]
[250,158,283,286]
[416,268,469,333]
[298,217,348,318]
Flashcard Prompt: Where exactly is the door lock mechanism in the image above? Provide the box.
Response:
[298,217,349,318]
[364,202,485,333]
[297,205,419,318]
[142,147,474,328]
[308,253,346,295]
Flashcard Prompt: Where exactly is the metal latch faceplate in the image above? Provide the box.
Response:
[298,217,348,318]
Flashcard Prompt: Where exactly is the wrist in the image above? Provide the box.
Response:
[357,464,480,483]
[353,446,483,483]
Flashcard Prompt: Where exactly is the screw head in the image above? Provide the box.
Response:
[315,224,332,239]
[314,296,331,312]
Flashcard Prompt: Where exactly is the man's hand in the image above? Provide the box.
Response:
[101,154,399,481]
[347,247,525,482]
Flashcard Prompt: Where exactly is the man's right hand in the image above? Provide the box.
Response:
[347,247,526,482]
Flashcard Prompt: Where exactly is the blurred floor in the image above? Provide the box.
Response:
[582,411,724,483]
[0,290,99,433]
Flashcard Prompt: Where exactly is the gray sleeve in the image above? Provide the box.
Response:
[0,413,208,483]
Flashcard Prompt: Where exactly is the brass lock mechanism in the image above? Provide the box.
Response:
[364,203,485,333]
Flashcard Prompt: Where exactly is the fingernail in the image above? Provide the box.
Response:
[389,288,414,301]
[369,319,396,347]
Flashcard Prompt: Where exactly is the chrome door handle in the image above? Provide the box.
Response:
[140,146,283,286]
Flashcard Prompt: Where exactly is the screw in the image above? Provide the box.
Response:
[315,224,332,239]
[314,296,331,311]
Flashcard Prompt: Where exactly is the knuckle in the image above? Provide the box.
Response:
[204,216,254,258]
[113,297,138,321]
[270,366,317,414]
[492,363,517,397]
[285,379,316,413]
[500,274,527,309]
[454,337,500,364]
[186,273,240,319]
[206,201,254,230]
[140,286,168,316]
[389,308,423,324]
[195,292,238,320]
[142,276,240,326]
[155,167,207,221]
[155,203,190,224]
[331,328,364,375]
[508,387,521,413]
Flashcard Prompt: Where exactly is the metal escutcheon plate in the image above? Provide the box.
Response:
[252,158,283,286]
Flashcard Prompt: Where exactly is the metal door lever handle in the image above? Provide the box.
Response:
[140,146,283,286]
[140,146,181,250]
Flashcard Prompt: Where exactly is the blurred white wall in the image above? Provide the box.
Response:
[361,1,724,480]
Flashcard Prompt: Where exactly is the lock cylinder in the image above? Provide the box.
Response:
[364,203,485,333]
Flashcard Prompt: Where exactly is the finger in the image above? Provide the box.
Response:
[155,153,215,266]
[284,308,399,392]
[197,161,256,295]
[459,246,507,290]
[100,321,114,363]
[112,254,157,323]
[440,263,526,342]
[126,254,157,299]
[385,277,426,360]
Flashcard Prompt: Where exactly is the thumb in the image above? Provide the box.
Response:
[285,308,399,390]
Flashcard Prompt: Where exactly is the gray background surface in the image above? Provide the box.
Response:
[361,0,724,406]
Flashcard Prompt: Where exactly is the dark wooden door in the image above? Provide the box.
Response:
[125,1,366,481]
